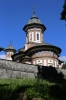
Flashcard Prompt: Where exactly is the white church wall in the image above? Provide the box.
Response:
[6,51,14,60]
[44,59,47,66]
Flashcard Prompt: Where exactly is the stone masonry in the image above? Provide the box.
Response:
[0,59,66,79]
[0,59,37,78]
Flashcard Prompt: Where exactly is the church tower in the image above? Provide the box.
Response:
[12,9,62,68]
[23,8,46,50]
[4,41,16,60]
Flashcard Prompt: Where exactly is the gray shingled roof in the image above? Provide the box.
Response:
[27,41,62,53]
[35,41,53,46]
[6,42,14,50]
[23,12,46,32]
[27,41,53,46]
[23,56,31,59]
[27,12,42,25]
[28,17,42,24]
[18,46,25,52]
[5,41,16,52]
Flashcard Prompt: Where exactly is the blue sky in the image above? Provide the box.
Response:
[0,0,66,60]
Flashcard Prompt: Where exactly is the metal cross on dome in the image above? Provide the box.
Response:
[60,0,66,25]
[33,6,36,13]
[33,6,36,17]
[10,40,12,46]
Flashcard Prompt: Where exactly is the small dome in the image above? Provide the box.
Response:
[4,41,16,52]
[27,12,42,24]
[23,9,46,32]
[23,12,46,32]
[28,16,42,25]
[7,41,14,50]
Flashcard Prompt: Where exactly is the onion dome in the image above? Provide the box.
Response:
[27,12,42,24]
[4,41,16,53]
[23,8,46,32]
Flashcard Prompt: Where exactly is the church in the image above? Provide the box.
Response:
[0,10,63,68]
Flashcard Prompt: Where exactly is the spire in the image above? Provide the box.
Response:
[10,40,12,46]
[33,6,36,17]
[7,40,15,49]
[4,40,16,53]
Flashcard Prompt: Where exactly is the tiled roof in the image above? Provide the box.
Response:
[6,41,15,50]
[27,12,42,25]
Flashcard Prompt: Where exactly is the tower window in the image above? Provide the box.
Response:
[30,33,32,41]
[37,34,39,40]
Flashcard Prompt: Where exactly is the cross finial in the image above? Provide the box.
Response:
[10,40,12,46]
[33,6,36,13]
[33,6,36,17]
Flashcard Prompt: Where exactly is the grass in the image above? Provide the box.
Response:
[0,78,66,100]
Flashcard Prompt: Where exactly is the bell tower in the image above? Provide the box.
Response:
[4,41,16,60]
[23,8,46,46]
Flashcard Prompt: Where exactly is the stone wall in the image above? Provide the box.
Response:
[37,65,66,80]
[0,59,66,80]
[0,59,37,78]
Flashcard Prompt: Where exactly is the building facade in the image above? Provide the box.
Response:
[10,11,62,68]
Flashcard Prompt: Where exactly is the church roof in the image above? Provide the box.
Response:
[18,46,25,52]
[4,41,16,52]
[27,13,42,24]
[35,41,53,46]
[26,41,53,46]
[23,11,46,32]
[26,41,62,55]
[23,56,31,59]
[28,7,42,24]
[7,41,14,49]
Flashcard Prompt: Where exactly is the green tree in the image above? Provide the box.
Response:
[62,63,66,69]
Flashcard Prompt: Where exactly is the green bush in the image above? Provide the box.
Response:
[62,63,66,69]
[0,78,66,100]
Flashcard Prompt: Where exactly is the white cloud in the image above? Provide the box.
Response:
[59,56,66,62]
[0,54,6,59]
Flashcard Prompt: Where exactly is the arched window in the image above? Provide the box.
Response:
[37,34,39,40]
[30,33,32,41]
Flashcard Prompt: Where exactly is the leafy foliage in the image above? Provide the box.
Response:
[0,78,66,100]
[62,63,66,69]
